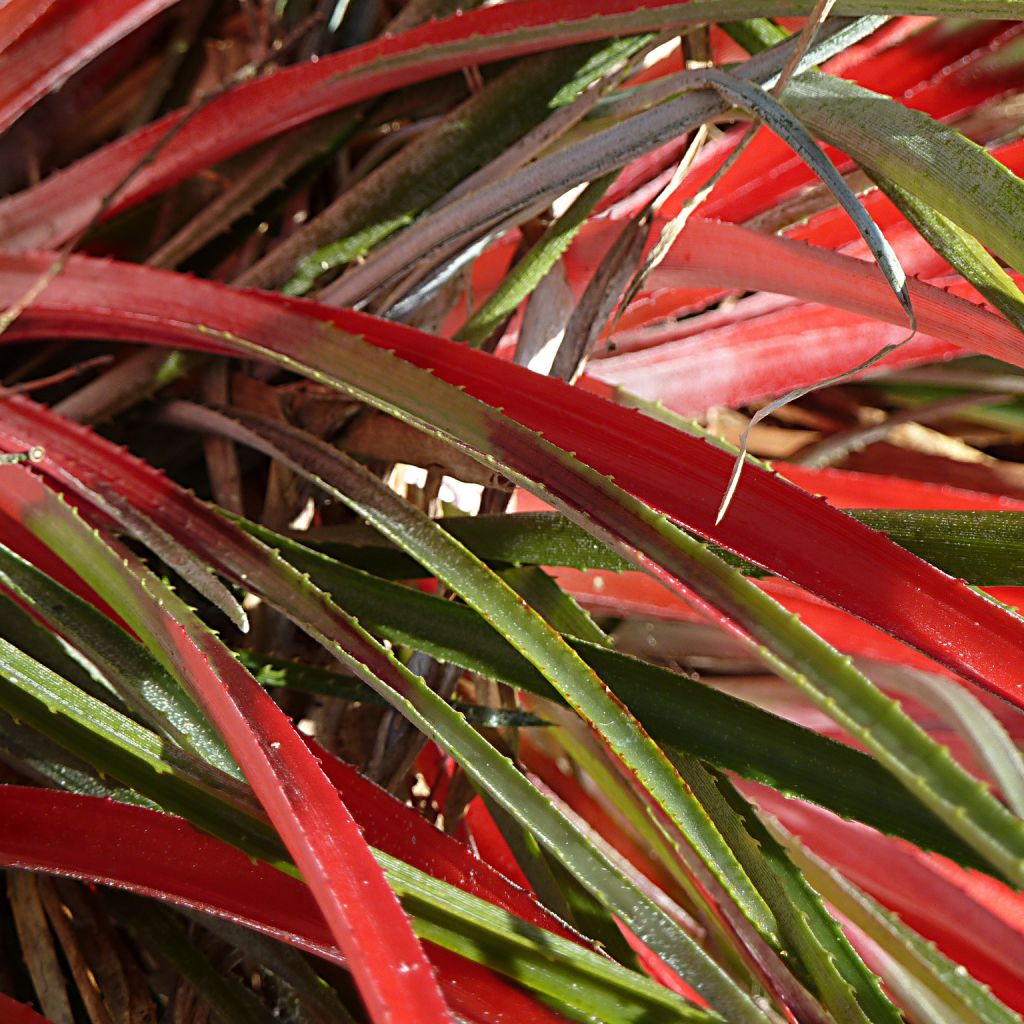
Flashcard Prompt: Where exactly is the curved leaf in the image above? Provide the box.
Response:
[4,263,1024,881]
[0,0,861,249]
[754,789,1024,1009]
[782,832,1023,1024]
[0,0,180,133]
[782,71,1024,275]
[4,255,1024,710]
[238,521,995,869]
[0,639,712,1024]
[0,408,764,1020]
[0,541,239,774]
[571,219,1024,370]
[0,787,586,1024]
[0,470,452,1024]
[166,400,781,951]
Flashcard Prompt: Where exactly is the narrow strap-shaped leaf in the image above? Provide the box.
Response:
[0,0,180,132]
[236,522,993,870]
[6,297,1024,875]
[0,386,999,870]
[298,512,636,576]
[0,462,767,1020]
[684,762,903,1024]
[530,708,753,972]
[164,401,783,961]
[317,22,885,307]
[0,787,719,1024]
[852,510,1024,586]
[240,649,547,727]
[240,650,548,727]
[0,634,281,865]
[499,565,609,646]
[777,823,1022,1024]
[0,470,453,1024]
[172,327,1024,885]
[864,662,1024,819]
[0,585,118,709]
[0,541,239,776]
[302,507,1024,588]
[0,799,555,1024]
[45,470,249,632]
[782,71,1024,275]
[379,848,717,1024]
[456,174,617,346]
[1,403,759,1011]
[869,175,1024,336]
[0,704,154,808]
[0,2,884,250]
[0,595,603,967]
[684,69,912,329]
[273,45,638,296]
[10,254,1024,714]
[0,624,721,1024]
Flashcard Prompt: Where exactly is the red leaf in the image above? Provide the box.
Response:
[595,15,958,224]
[0,0,59,56]
[775,466,1024,511]
[306,737,580,942]
[0,993,57,1024]
[0,0,742,250]
[0,468,453,1024]
[0,0,180,133]
[5,255,1024,712]
[631,22,1024,230]
[566,220,1024,368]
[749,786,1024,1010]
[0,787,568,1024]
[586,297,957,415]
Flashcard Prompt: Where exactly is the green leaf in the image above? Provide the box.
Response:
[0,636,716,1024]
[176,319,1024,888]
[689,763,902,1024]
[0,705,154,807]
[853,510,1024,587]
[177,402,782,990]
[277,43,646,296]
[456,173,616,346]
[687,69,912,330]
[499,565,609,646]
[241,519,991,870]
[0,635,279,864]
[382,848,720,1024]
[780,827,1022,1024]
[237,648,549,728]
[11,468,764,1022]
[782,71,1024,275]
[303,506,1024,589]
[870,175,1024,335]
[0,541,240,777]
[297,511,635,576]
[864,661,1024,819]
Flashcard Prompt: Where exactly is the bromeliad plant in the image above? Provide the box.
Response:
[2,1,1024,1021]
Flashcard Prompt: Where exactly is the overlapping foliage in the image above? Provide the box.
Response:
[2,2,1024,1022]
